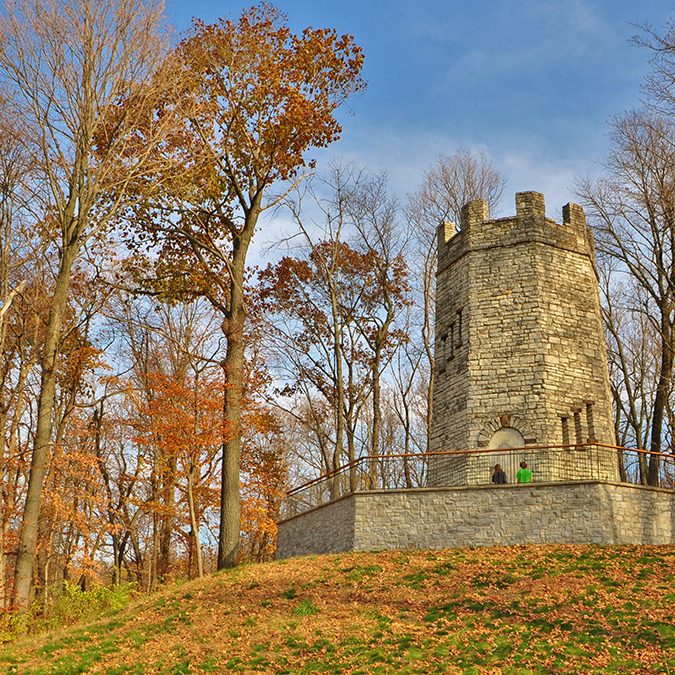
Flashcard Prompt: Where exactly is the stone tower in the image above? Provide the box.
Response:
[429,192,617,485]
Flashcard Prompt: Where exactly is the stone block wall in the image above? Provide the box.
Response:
[276,495,355,558]
[430,220,470,461]
[277,482,675,557]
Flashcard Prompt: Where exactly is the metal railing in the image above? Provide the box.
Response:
[281,443,675,518]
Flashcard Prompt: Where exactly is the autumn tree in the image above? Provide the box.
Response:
[258,243,370,493]
[101,292,285,577]
[0,263,51,606]
[139,371,224,581]
[118,4,364,567]
[0,111,32,606]
[0,0,171,608]
[12,263,127,600]
[258,168,409,495]
[105,297,223,585]
[37,340,110,597]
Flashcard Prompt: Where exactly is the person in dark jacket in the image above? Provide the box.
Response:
[492,464,507,484]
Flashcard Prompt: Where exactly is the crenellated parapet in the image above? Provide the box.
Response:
[460,198,490,229]
[437,192,595,276]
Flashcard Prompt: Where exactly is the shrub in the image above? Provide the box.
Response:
[0,582,136,642]
[41,581,136,630]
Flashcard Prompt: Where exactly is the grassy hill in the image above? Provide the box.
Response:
[1,544,673,673]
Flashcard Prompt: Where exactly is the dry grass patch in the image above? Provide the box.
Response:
[0,544,672,673]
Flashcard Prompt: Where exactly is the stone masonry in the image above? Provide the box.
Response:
[429,192,617,485]
[277,482,675,557]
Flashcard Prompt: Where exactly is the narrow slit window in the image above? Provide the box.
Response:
[573,409,583,445]
[561,416,570,445]
[456,309,463,346]
[449,322,455,358]
[585,402,596,442]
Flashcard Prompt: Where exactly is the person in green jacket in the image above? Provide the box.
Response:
[516,460,532,484]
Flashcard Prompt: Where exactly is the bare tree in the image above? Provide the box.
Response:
[406,149,505,452]
[0,0,169,609]
[599,258,658,482]
[412,148,506,232]
[346,172,409,487]
[577,111,675,486]
[635,19,675,118]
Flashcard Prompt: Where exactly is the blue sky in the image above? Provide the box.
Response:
[165,0,673,221]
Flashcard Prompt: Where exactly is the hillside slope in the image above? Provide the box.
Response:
[1,544,673,673]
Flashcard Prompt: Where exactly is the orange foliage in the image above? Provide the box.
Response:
[115,3,365,306]
[126,357,286,568]
[101,1,364,570]
[240,404,286,562]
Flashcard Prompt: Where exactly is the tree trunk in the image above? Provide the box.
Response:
[345,401,357,492]
[216,221,256,570]
[422,253,435,454]
[13,247,75,609]
[111,533,121,585]
[368,349,382,489]
[0,403,7,609]
[401,391,413,488]
[217,308,244,568]
[0,496,5,609]
[328,272,345,499]
[216,203,264,569]
[649,322,674,486]
[617,449,627,482]
[157,454,177,582]
[187,467,203,578]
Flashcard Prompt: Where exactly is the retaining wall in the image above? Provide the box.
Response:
[276,481,675,558]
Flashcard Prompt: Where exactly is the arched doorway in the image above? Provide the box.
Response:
[488,427,525,449]
[488,427,525,484]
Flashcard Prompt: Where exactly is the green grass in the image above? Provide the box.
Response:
[293,599,320,616]
[0,544,672,673]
